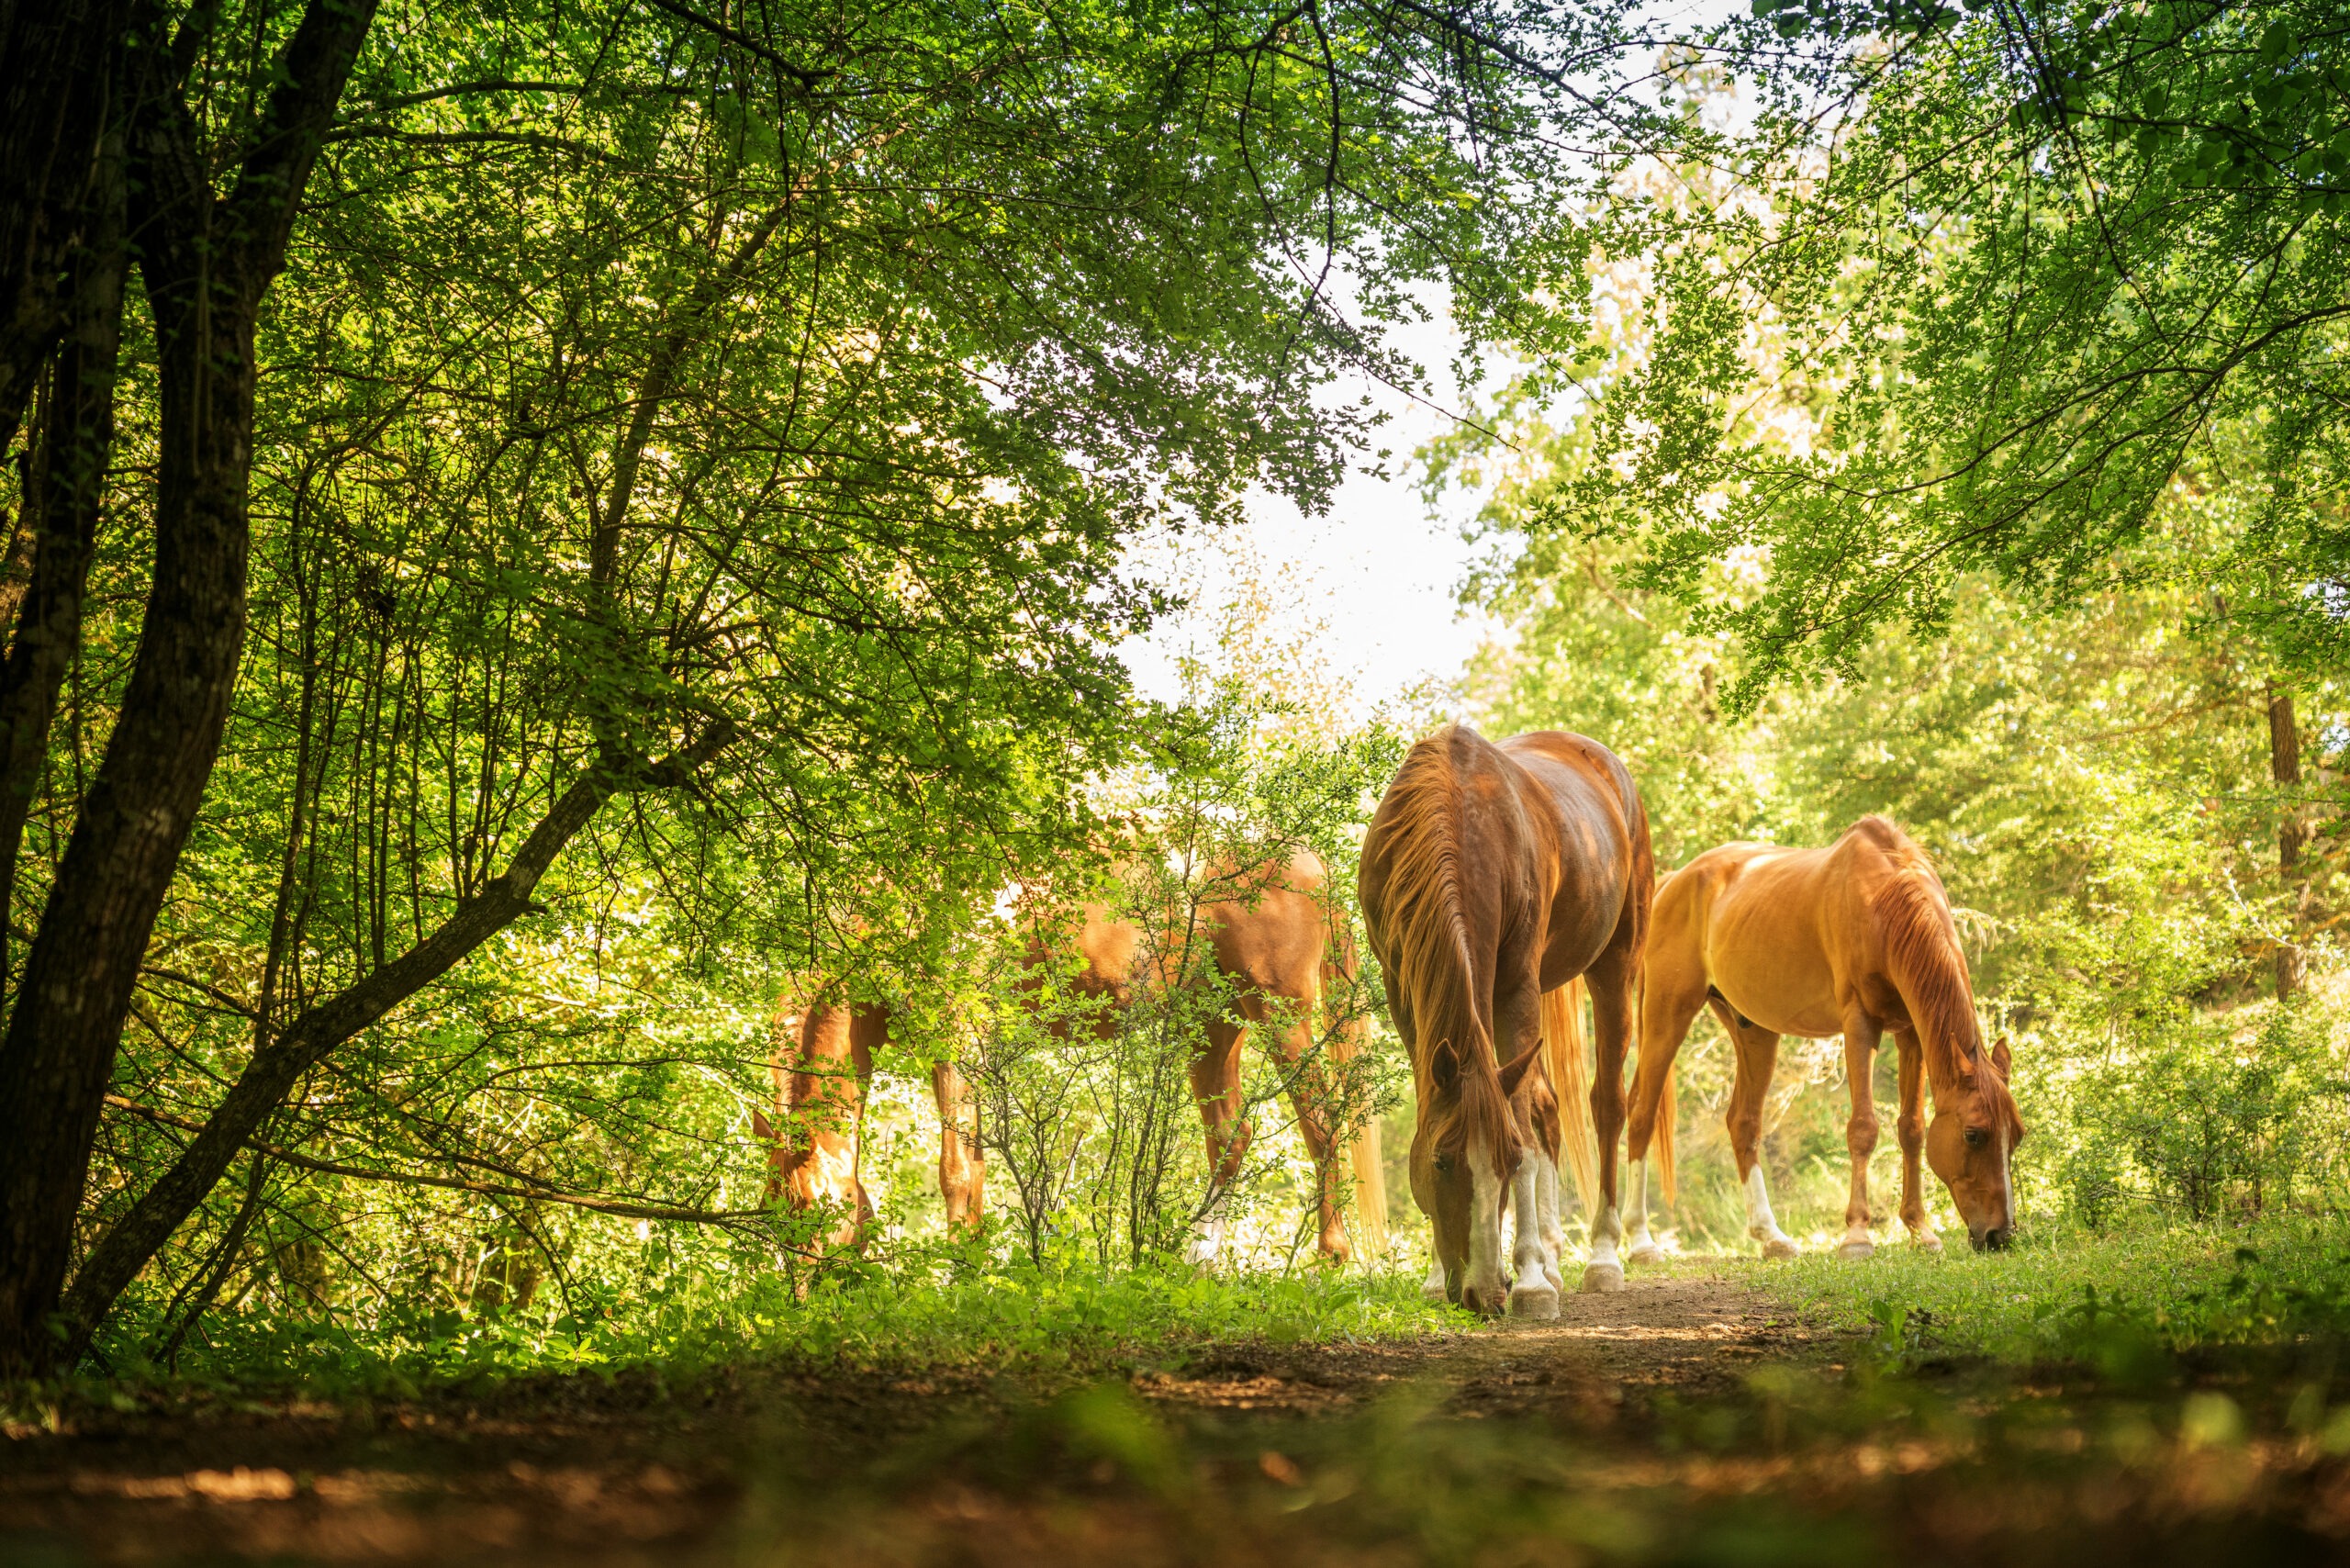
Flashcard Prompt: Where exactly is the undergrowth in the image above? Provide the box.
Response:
[37,1249,1454,1410]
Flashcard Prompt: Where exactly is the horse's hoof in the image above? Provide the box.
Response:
[1544,1267,1568,1297]
[1909,1232,1944,1254]
[1420,1282,1449,1305]
[1627,1240,1667,1266]
[1507,1282,1561,1319]
[1581,1262,1625,1294]
[1760,1238,1799,1260]
[1837,1238,1874,1260]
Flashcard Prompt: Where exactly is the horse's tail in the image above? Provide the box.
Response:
[1369,731,1514,1178]
[1542,977,1598,1213]
[1334,1018,1389,1260]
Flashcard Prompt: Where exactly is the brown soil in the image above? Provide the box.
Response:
[0,1277,1822,1566]
[9,1275,2344,1566]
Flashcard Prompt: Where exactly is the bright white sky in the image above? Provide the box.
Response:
[1115,299,1505,721]
[1116,0,1746,720]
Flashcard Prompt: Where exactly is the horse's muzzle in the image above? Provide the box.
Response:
[1971,1226,2010,1252]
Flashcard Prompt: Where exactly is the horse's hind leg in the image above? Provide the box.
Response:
[1185,1013,1250,1267]
[1723,1010,1797,1260]
[1582,946,1637,1294]
[1894,1030,1942,1252]
[1626,975,1707,1267]
[1261,997,1352,1263]
[932,1059,985,1233]
[1837,1009,1884,1260]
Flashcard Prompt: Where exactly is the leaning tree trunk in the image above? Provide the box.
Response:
[2270,686,2306,1002]
[0,0,378,1377]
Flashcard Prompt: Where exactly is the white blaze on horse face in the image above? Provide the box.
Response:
[1184,1213,1226,1268]
[1505,1149,1561,1318]
[1745,1164,1797,1258]
[1464,1134,1506,1311]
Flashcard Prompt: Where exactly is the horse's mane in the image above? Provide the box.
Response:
[1859,817,1984,1083]
[1375,727,1516,1176]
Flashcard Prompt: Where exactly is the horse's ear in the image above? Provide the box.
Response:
[1991,1036,2013,1085]
[752,1108,776,1143]
[1430,1039,1460,1093]
[1496,1044,1542,1100]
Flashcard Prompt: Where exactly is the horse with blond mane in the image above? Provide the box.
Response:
[1617,816,2025,1262]
[757,849,1388,1264]
[1360,725,1653,1312]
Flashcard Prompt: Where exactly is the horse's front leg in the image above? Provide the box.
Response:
[1894,1030,1942,1251]
[1839,1011,1884,1260]
[1506,1144,1561,1318]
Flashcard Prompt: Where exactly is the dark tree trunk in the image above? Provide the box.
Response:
[0,114,124,1003]
[0,0,378,1376]
[2270,687,2306,1002]
[0,0,137,457]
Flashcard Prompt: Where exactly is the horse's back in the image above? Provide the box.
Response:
[1203,849,1328,998]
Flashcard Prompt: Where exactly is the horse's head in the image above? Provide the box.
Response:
[1408,1038,1539,1314]
[1925,1036,2025,1250]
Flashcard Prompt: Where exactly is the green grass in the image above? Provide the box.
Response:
[1746,1213,2350,1369]
[54,1253,1459,1408]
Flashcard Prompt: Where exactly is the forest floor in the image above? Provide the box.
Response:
[6,1261,2349,1566]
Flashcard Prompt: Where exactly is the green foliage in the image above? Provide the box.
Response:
[1562,0,2350,700]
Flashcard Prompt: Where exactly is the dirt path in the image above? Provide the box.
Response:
[1,1276,1833,1566]
[1138,1275,1830,1418]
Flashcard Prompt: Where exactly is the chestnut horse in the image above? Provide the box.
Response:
[756,849,1387,1262]
[1618,816,2024,1261]
[1360,725,1653,1314]
[752,998,982,1246]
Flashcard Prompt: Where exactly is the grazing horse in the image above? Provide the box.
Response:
[1360,725,1653,1313]
[756,849,1387,1263]
[752,996,983,1246]
[1617,816,2025,1261]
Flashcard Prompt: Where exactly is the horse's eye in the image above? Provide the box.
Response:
[1963,1126,1989,1148]
[1433,1153,1454,1174]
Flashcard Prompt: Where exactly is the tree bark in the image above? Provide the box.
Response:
[0,0,378,1376]
[0,114,124,1003]
[0,0,137,457]
[2270,686,2306,1002]
[56,722,735,1360]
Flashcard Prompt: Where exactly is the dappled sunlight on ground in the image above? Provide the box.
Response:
[8,1255,2350,1563]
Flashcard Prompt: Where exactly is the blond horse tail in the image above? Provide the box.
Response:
[1324,939,1390,1261]
[1543,977,1598,1214]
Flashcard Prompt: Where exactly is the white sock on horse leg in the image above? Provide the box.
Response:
[1422,1253,1449,1304]
[1745,1165,1797,1259]
[1184,1213,1226,1267]
[1506,1150,1559,1318]
[1625,1157,1663,1263]
[1583,1199,1625,1293]
[1536,1153,1567,1295]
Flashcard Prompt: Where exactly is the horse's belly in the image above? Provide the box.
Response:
[1703,889,1841,1036]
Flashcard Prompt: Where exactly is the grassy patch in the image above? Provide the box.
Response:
[1747,1214,2350,1369]
[51,1256,1458,1410]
